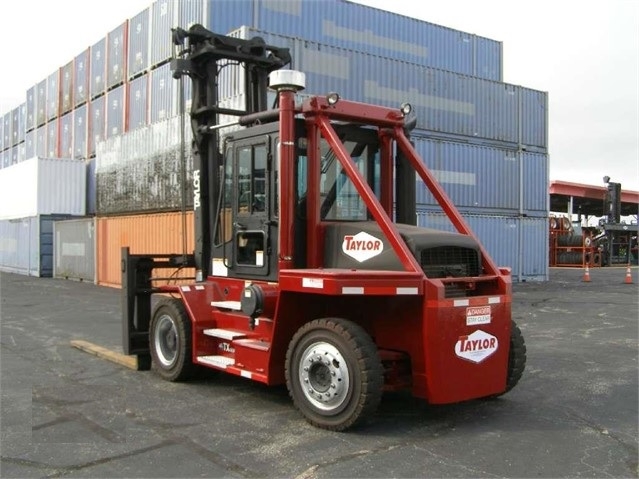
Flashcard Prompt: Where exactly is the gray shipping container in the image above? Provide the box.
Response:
[17,142,26,163]
[128,73,148,131]
[89,96,106,157]
[36,126,46,157]
[73,104,88,160]
[90,37,107,99]
[74,48,90,106]
[0,215,73,277]
[0,117,3,152]
[46,69,60,121]
[150,0,205,68]
[25,130,35,159]
[107,21,127,89]
[36,79,47,127]
[128,7,150,79]
[59,112,73,159]
[106,85,125,138]
[2,112,10,148]
[61,60,74,114]
[47,119,58,158]
[26,85,36,132]
[53,217,96,283]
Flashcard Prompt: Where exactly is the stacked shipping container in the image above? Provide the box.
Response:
[0,0,549,283]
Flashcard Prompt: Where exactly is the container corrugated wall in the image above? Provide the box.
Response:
[53,217,96,282]
[128,73,148,131]
[73,104,88,160]
[96,116,193,215]
[0,115,4,152]
[107,21,128,90]
[90,37,107,99]
[128,7,150,79]
[46,70,60,122]
[411,135,548,215]
[415,210,548,281]
[74,48,90,107]
[86,158,96,215]
[18,143,25,163]
[96,211,195,287]
[61,60,74,114]
[89,95,106,157]
[0,215,74,277]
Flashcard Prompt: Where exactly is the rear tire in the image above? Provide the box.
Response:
[502,320,526,394]
[149,298,196,381]
[285,318,383,431]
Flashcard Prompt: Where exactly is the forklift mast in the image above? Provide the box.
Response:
[170,24,292,279]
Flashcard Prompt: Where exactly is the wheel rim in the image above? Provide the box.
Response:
[298,341,350,412]
[154,313,179,367]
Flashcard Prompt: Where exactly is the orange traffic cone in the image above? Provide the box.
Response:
[624,264,633,284]
[582,265,591,282]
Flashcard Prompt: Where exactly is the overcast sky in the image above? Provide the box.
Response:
[0,0,637,191]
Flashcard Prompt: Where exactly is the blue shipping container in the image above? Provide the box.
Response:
[203,0,502,81]
[411,134,548,215]
[128,73,149,131]
[106,85,125,138]
[107,22,127,89]
[0,215,73,277]
[230,27,547,149]
[415,210,549,282]
[128,7,150,79]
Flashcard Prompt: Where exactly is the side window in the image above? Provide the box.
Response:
[215,147,234,246]
[236,144,267,215]
[236,231,265,266]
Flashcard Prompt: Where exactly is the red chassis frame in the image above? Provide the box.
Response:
[156,92,513,404]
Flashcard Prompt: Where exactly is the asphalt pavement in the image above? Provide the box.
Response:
[1,266,637,478]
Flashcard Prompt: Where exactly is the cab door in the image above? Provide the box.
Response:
[229,137,278,280]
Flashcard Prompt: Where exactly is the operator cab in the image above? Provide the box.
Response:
[213,116,481,290]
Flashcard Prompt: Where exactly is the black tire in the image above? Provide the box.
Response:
[285,318,383,431]
[503,320,527,394]
[149,298,196,381]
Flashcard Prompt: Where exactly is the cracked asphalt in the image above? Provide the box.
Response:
[1,267,637,478]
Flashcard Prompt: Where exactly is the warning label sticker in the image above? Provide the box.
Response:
[466,306,491,326]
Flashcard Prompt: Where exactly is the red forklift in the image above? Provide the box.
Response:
[122,24,526,431]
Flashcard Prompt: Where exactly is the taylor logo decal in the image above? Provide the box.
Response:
[455,330,498,364]
[342,232,384,263]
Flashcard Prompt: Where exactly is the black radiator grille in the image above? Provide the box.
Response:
[420,246,480,278]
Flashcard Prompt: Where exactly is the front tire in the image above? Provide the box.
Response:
[285,318,383,431]
[149,298,196,381]
[504,320,526,393]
